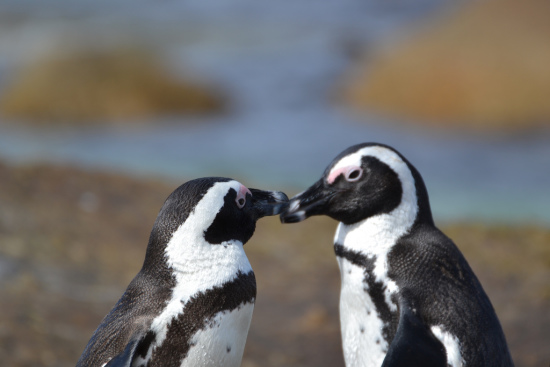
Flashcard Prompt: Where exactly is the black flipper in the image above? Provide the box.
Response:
[105,329,153,367]
[381,306,447,367]
[104,337,140,367]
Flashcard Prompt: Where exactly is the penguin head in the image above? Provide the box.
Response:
[280,143,432,226]
[152,177,288,247]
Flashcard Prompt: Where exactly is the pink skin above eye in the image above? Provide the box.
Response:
[236,184,252,208]
[327,166,361,184]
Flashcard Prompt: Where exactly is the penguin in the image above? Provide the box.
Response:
[77,177,288,367]
[280,143,513,367]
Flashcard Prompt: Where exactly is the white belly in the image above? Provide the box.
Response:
[181,302,254,367]
[338,258,388,367]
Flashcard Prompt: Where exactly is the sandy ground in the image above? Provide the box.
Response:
[0,161,548,366]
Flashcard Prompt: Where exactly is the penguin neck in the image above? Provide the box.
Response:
[165,235,251,278]
[336,216,406,256]
[163,223,252,303]
[142,225,253,303]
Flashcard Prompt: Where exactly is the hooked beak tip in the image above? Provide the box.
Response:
[280,210,306,224]
[270,191,289,216]
[251,189,289,218]
[270,200,289,216]
[272,191,289,203]
[279,180,335,224]
[279,196,308,223]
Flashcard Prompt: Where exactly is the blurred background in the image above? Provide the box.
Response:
[0,0,548,366]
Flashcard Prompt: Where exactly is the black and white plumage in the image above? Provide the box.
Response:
[280,143,513,367]
[77,177,288,367]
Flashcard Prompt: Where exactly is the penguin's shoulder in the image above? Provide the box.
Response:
[388,225,514,367]
[389,223,478,289]
[77,272,171,367]
[101,325,153,367]
[104,271,173,331]
[387,224,494,322]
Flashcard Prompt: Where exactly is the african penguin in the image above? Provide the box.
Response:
[77,177,288,367]
[280,143,513,367]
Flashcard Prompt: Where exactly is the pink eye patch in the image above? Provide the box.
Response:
[327,167,351,184]
[238,184,252,199]
[235,184,251,208]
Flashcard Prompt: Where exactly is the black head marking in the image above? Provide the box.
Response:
[204,186,288,245]
[321,155,403,224]
[203,187,256,245]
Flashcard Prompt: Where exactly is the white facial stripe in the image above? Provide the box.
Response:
[329,146,404,182]
[148,180,253,360]
[164,180,244,258]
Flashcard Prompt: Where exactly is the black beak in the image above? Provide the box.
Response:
[280,179,335,223]
[249,188,289,218]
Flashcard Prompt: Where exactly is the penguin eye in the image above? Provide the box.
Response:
[235,184,251,209]
[236,197,246,209]
[345,167,363,182]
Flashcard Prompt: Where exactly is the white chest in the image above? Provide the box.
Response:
[181,302,255,367]
[337,257,389,367]
[334,214,410,367]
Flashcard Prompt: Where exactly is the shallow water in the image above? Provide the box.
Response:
[0,0,549,225]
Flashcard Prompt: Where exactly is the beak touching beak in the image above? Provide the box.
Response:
[249,188,289,218]
[280,179,335,224]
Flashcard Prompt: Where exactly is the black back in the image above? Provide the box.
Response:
[387,225,514,366]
